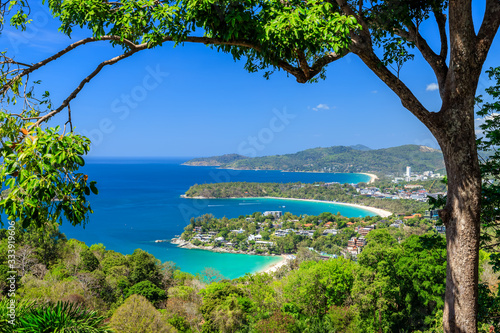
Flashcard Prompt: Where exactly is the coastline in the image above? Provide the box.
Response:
[171,238,276,256]
[181,195,393,218]
[257,255,290,274]
[170,238,285,274]
[360,173,378,184]
[259,197,392,218]
[182,163,377,179]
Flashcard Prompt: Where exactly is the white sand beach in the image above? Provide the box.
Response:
[258,255,290,274]
[360,173,378,184]
[182,195,393,218]
[260,197,393,217]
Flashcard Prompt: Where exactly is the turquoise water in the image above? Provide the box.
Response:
[59,158,373,279]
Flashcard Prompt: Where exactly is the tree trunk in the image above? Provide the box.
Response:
[434,102,481,332]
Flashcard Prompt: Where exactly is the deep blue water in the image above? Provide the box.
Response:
[59,158,373,278]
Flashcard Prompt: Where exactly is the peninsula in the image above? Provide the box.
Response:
[172,208,441,259]
[183,181,432,215]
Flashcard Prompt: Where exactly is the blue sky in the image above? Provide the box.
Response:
[2,2,499,157]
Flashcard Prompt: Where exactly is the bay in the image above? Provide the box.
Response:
[60,157,373,279]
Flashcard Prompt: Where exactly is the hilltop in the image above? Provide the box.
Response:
[183,144,445,174]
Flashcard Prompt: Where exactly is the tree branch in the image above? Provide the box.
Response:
[351,44,435,133]
[33,45,149,127]
[475,0,500,66]
[0,36,137,96]
[397,22,448,99]
[24,34,306,123]
[296,50,310,78]
[335,0,370,44]
[309,51,347,78]
[1,59,32,67]
[434,11,448,59]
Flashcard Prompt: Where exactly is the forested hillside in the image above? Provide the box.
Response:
[184,182,429,215]
[183,145,445,174]
[3,224,498,332]
[182,154,248,166]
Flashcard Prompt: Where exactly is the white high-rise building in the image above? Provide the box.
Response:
[406,166,411,177]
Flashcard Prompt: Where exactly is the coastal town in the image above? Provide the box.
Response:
[356,166,446,202]
[172,205,444,259]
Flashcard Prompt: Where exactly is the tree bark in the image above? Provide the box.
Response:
[434,100,481,332]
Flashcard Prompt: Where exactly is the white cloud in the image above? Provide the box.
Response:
[426,83,439,91]
[476,113,500,137]
[486,113,500,121]
[371,90,378,94]
[312,104,331,111]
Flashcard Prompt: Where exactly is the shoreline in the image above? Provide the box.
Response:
[171,238,289,274]
[360,173,378,184]
[182,164,376,179]
[259,197,392,218]
[171,238,276,257]
[257,255,289,274]
[181,195,393,218]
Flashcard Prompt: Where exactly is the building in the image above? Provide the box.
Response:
[323,229,338,236]
[255,241,274,246]
[274,229,293,237]
[358,226,374,236]
[390,220,404,227]
[263,211,283,219]
[435,225,446,234]
[406,166,411,177]
[425,209,440,220]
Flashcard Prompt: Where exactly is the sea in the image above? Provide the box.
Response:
[59,157,374,279]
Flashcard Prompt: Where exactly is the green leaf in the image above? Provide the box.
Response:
[90,181,98,195]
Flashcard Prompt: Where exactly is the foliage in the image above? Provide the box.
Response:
[0,112,97,228]
[167,313,191,332]
[125,280,167,305]
[198,282,253,332]
[185,181,429,215]
[127,248,164,286]
[110,294,174,333]
[1,221,494,332]
[80,248,100,272]
[281,258,355,317]
[0,299,110,333]
[45,0,360,80]
[476,66,500,272]
[353,230,446,332]
[253,312,298,333]
[196,267,225,284]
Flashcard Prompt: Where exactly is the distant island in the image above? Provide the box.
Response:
[182,144,445,174]
[183,153,249,166]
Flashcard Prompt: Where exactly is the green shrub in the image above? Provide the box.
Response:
[110,294,175,333]
[80,249,100,272]
[125,280,167,305]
